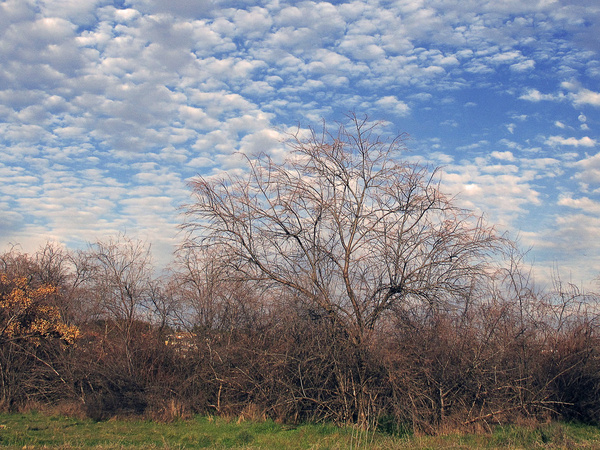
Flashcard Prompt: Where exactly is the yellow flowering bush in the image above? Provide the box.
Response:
[0,273,79,344]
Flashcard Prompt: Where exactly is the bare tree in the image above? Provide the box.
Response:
[82,234,156,374]
[183,114,504,425]
[185,115,501,341]
[173,245,265,332]
[85,234,154,326]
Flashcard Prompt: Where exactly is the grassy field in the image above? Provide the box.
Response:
[1,411,599,449]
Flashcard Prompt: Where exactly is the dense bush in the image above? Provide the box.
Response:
[1,241,598,431]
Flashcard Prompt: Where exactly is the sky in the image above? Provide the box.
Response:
[1,0,599,288]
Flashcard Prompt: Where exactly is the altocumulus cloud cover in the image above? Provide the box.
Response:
[0,0,599,286]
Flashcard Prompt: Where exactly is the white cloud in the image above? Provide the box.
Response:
[545,136,597,147]
[489,50,522,63]
[538,213,600,261]
[518,212,600,288]
[519,88,563,102]
[114,8,141,23]
[521,157,562,177]
[238,129,285,158]
[457,140,489,151]
[558,82,600,108]
[441,157,542,230]
[126,0,214,18]
[510,59,535,71]
[375,96,411,116]
[570,88,600,107]
[41,0,110,26]
[558,196,600,214]
[491,151,515,161]
[574,152,600,189]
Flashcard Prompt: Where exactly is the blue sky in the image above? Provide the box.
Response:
[1,0,599,287]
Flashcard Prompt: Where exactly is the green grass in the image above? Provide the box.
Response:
[0,412,373,449]
[0,411,599,449]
